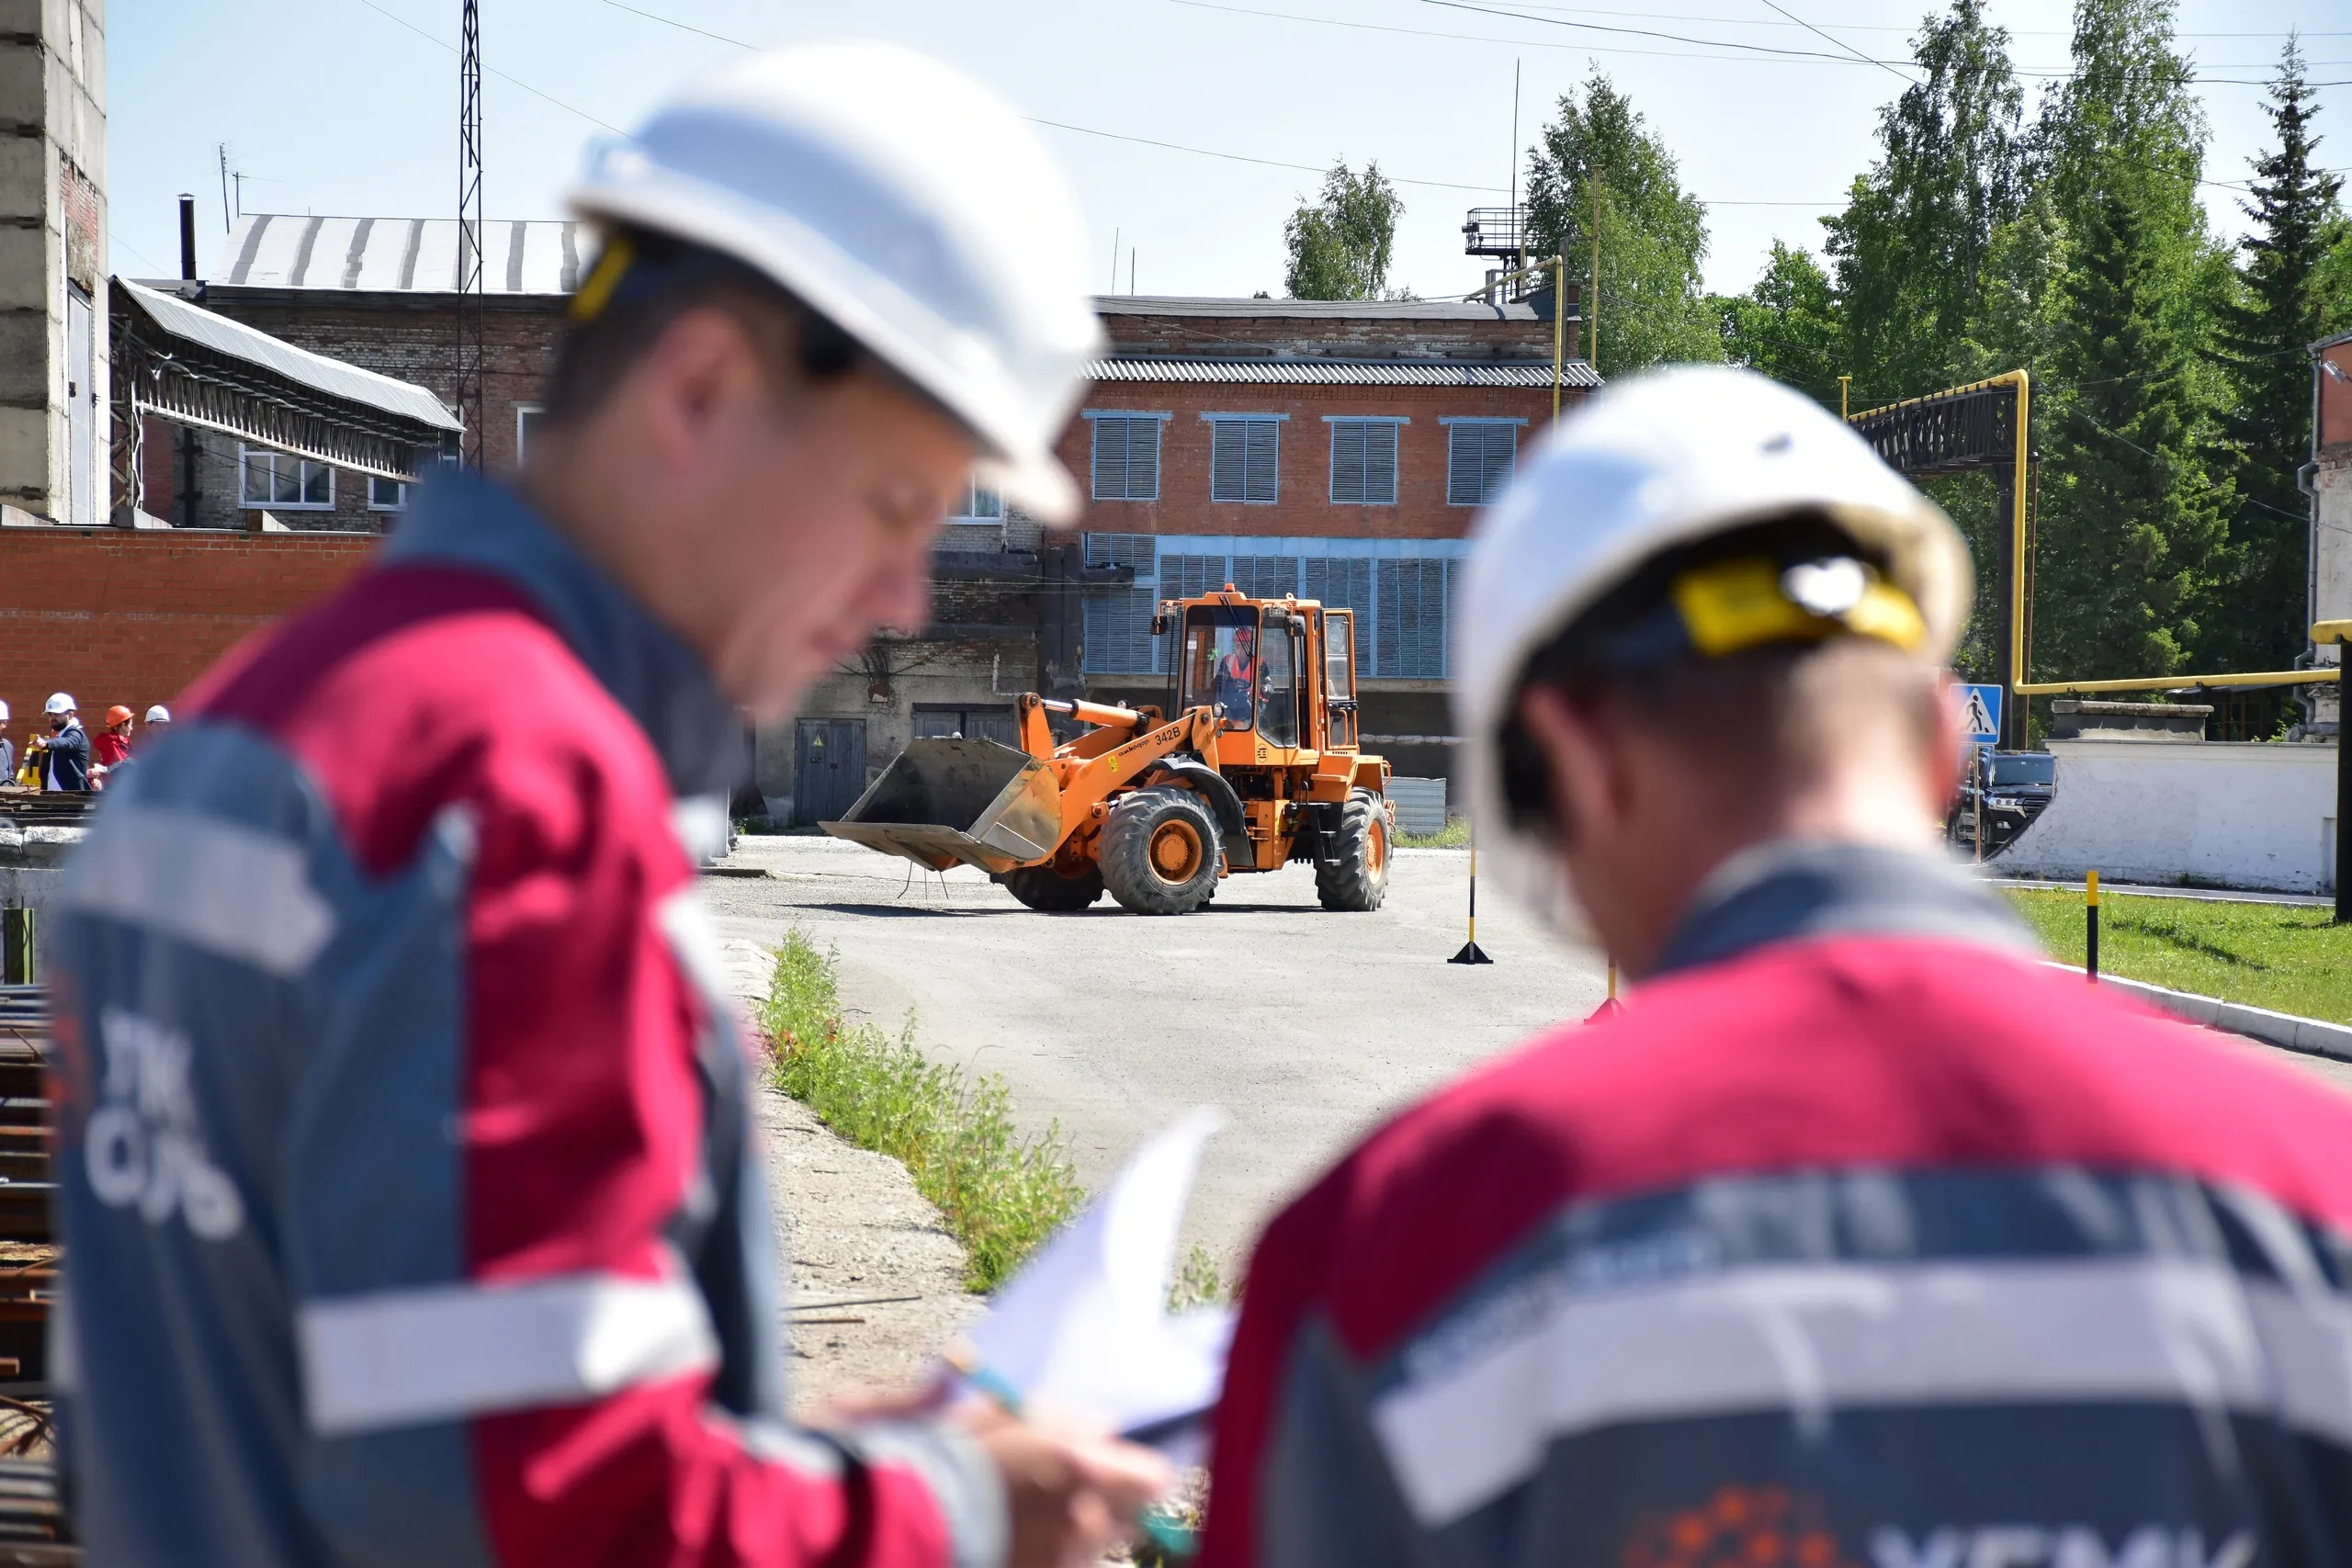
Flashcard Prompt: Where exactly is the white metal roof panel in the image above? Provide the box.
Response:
[216,214,584,294]
[1087,356,1596,389]
[1094,295,1548,322]
[117,277,462,431]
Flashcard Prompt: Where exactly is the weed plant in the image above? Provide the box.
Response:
[762,930,1083,1292]
[1395,816,1472,849]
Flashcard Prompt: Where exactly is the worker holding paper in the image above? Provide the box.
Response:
[1201,367,2352,1564]
[46,43,1164,1568]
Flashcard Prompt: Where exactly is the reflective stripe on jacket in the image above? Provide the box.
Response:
[46,472,1004,1568]
[1201,841,2352,1568]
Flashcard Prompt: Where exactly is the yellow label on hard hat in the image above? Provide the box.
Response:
[569,235,637,323]
[1670,557,1927,659]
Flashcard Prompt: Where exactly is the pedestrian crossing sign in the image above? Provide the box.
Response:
[1955,682,2002,744]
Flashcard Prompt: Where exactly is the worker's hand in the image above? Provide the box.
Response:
[956,1400,1174,1568]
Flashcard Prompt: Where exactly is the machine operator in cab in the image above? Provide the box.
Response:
[1214,624,1260,724]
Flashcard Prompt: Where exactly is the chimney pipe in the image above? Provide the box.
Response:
[178,195,198,282]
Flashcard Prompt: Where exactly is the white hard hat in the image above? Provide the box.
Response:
[0,701,7,722]
[566,41,1103,524]
[43,693,74,716]
[1456,365,1972,931]
[145,705,171,724]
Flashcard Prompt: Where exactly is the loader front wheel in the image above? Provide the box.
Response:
[1000,863,1104,912]
[1101,787,1222,915]
[1316,790,1390,912]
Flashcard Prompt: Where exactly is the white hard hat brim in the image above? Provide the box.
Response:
[570,173,1091,525]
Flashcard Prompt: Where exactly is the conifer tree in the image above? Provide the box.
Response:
[2029,0,2226,682]
[2206,39,2346,674]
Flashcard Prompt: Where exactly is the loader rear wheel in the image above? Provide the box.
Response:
[1000,863,1104,912]
[1101,787,1222,915]
[1316,789,1390,912]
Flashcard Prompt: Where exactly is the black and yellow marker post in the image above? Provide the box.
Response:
[2085,870,2100,983]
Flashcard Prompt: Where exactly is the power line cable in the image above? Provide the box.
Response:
[1754,0,1913,82]
[1483,2,2349,39]
[1420,0,1917,67]
[347,0,625,132]
[594,0,1508,192]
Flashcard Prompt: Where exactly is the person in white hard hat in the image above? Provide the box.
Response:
[1200,367,2352,1566]
[142,703,170,734]
[37,693,88,792]
[45,42,1166,1568]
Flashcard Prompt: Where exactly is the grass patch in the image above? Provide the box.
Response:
[1396,815,1471,849]
[761,930,1083,1292]
[2006,889,2352,1026]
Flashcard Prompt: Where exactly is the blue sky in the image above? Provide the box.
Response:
[107,1,2349,302]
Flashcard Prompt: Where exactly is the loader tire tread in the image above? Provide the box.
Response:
[1100,787,1222,915]
[1316,789,1390,912]
[1001,863,1104,912]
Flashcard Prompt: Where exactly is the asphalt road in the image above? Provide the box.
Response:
[701,835,1610,1272]
[702,835,2352,1276]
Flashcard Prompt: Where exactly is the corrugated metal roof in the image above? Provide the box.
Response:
[214,214,585,294]
[1087,356,1598,389]
[117,277,463,432]
[1095,295,1549,322]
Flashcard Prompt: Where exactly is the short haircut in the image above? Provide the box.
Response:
[1498,513,1943,844]
[538,226,862,426]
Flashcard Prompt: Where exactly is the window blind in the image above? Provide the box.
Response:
[1210,418,1281,503]
[1302,557,1374,677]
[1091,417,1161,502]
[1329,421,1399,505]
[1231,556,1300,599]
[1159,554,1228,599]
[1376,558,1453,679]
[1446,423,1518,507]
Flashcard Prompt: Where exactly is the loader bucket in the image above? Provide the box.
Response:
[821,738,1064,875]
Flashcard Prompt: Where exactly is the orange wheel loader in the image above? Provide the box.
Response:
[821,586,1394,915]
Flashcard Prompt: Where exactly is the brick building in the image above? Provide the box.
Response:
[117,213,1594,818]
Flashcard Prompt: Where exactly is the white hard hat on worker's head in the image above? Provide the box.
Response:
[145,705,171,724]
[1455,364,1973,931]
[43,694,74,716]
[565,40,1103,524]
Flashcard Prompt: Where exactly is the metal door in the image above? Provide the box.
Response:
[793,719,866,825]
[65,286,93,528]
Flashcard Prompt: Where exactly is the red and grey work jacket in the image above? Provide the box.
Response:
[45,473,1003,1567]
[1202,841,2352,1568]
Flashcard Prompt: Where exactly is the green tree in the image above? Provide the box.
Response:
[1823,0,2028,402]
[1524,73,1719,377]
[1283,164,1407,301]
[1716,242,1845,409]
[2030,0,2227,682]
[2205,39,2348,676]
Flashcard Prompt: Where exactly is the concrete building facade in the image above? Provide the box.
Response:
[2312,329,2352,736]
[0,0,107,527]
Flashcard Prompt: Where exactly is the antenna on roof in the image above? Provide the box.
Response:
[457,0,486,468]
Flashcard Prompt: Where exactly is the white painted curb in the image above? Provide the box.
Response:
[2046,963,2352,1063]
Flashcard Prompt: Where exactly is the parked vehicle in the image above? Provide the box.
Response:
[1948,748,2057,858]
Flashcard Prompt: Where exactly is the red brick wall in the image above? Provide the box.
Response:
[2322,339,2352,454]
[1059,378,1579,542]
[0,527,374,749]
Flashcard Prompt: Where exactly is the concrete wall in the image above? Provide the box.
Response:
[0,524,375,747]
[1999,738,2340,894]
[0,0,107,524]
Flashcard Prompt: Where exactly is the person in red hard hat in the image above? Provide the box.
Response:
[91,705,135,777]
[1199,366,2352,1567]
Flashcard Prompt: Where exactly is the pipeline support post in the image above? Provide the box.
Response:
[2315,620,2352,923]
[1,908,29,987]
[2085,870,2100,982]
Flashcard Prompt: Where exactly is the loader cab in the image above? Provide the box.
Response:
[1173,602,1304,747]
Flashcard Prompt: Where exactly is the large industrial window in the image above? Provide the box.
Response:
[368,476,409,511]
[1446,420,1520,506]
[1329,419,1400,505]
[240,448,334,510]
[1303,557,1373,677]
[1082,533,1159,674]
[1208,416,1281,503]
[1377,557,1453,679]
[1090,415,1163,502]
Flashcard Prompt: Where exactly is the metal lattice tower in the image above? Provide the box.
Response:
[456,0,485,468]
